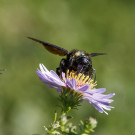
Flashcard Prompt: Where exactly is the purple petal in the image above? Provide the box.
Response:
[78,84,90,92]
[61,72,66,81]
[57,88,62,92]
[83,90,115,115]
[91,102,105,114]
[50,70,61,80]
[66,79,73,88]
[71,78,76,90]
[36,64,66,89]
[85,88,106,94]
[40,64,48,72]
[102,93,115,99]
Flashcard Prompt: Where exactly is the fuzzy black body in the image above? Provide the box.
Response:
[56,50,93,77]
[28,37,105,80]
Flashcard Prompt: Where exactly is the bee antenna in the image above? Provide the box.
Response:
[89,53,106,57]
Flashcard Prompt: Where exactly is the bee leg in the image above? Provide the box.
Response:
[92,68,96,82]
[56,67,60,76]
[89,68,96,82]
[59,58,67,74]
[88,68,93,78]
[56,58,67,76]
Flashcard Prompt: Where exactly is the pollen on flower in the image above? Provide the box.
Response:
[64,70,97,89]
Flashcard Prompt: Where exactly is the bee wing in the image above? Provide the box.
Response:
[89,53,106,57]
[28,37,68,56]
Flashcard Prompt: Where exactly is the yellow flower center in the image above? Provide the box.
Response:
[65,70,97,89]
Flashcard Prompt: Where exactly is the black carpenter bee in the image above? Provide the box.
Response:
[28,37,105,80]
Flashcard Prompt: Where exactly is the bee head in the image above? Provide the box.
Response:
[67,50,92,73]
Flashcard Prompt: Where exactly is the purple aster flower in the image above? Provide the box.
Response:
[36,64,115,115]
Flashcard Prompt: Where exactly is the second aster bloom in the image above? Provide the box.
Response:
[36,64,115,115]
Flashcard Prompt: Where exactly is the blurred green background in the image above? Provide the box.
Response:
[0,0,135,135]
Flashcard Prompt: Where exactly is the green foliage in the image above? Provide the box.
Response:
[59,88,83,113]
[44,112,97,135]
